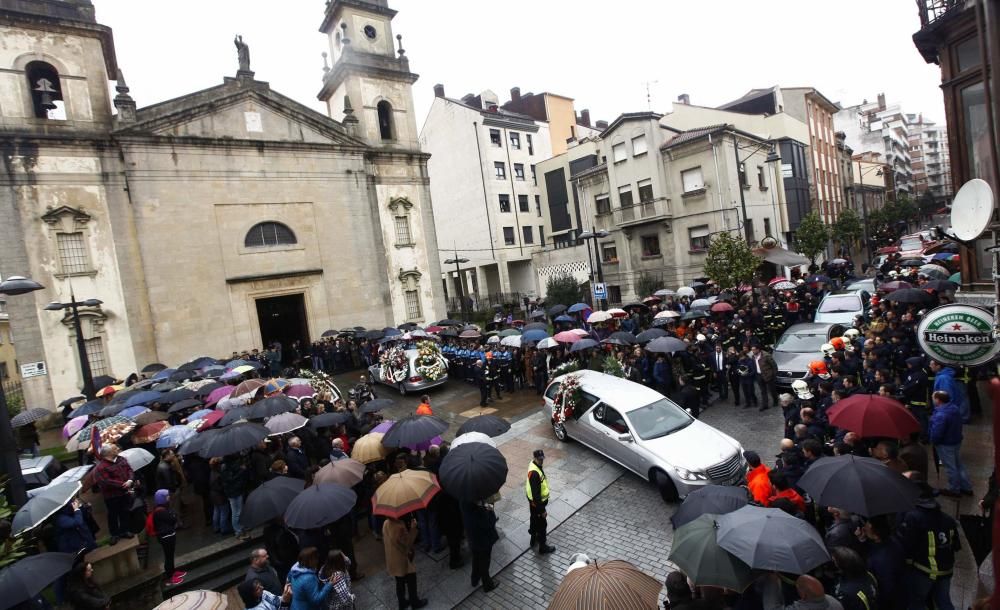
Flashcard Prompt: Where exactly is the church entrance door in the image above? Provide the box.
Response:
[255,294,309,365]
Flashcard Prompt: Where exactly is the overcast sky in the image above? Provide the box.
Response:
[95,0,945,131]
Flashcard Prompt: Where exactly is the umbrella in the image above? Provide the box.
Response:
[123,390,163,408]
[372,420,396,434]
[233,379,267,397]
[97,402,129,418]
[772,280,797,290]
[690,298,711,310]
[240,476,306,529]
[607,308,628,318]
[187,409,214,421]
[796,455,920,517]
[603,331,636,346]
[68,399,103,419]
[805,275,830,284]
[157,388,196,405]
[313,459,366,487]
[768,277,789,286]
[486,335,501,345]
[901,258,924,267]
[645,336,688,354]
[189,410,225,431]
[134,411,170,426]
[133,420,170,444]
[351,432,389,464]
[919,264,950,278]
[285,384,315,399]
[265,412,308,435]
[151,368,176,381]
[500,335,522,348]
[547,304,568,316]
[529,309,545,319]
[58,394,86,409]
[457,414,510,437]
[119,406,150,420]
[152,590,229,610]
[195,422,269,458]
[119,447,155,470]
[710,302,734,313]
[669,514,757,592]
[950,272,961,283]
[671,485,750,529]
[76,415,134,443]
[586,311,612,324]
[829,258,848,265]
[716,506,829,573]
[826,394,920,439]
[682,310,709,321]
[555,314,576,323]
[11,481,80,535]
[437,318,463,326]
[90,375,117,392]
[309,411,351,429]
[570,338,600,353]
[458,329,481,339]
[155,424,197,448]
[11,408,50,428]
[205,385,235,406]
[248,395,297,419]
[677,287,696,297]
[360,397,395,414]
[382,415,449,448]
[321,329,338,338]
[62,415,89,439]
[654,310,680,320]
[548,560,662,610]
[284,483,357,529]
[219,406,252,427]
[924,279,959,292]
[438,442,508,501]
[372,470,441,519]
[191,381,225,398]
[635,328,668,343]
[554,330,583,343]
[536,337,559,350]
[654,289,676,297]
[879,280,913,292]
[498,328,521,337]
[142,363,168,374]
[0,552,77,608]
[262,378,290,395]
[884,288,935,305]
[451,431,497,449]
[521,329,550,343]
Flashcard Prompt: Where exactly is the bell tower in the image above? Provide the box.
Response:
[317,0,420,150]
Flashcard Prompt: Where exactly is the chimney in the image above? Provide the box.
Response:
[877,93,886,110]
[433,84,445,98]
[510,86,521,102]
[677,93,690,105]
[596,120,609,130]
[579,109,591,127]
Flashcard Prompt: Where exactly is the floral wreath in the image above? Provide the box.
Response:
[379,345,409,383]
[414,340,448,381]
[298,368,338,397]
[602,355,624,378]
[550,360,580,378]
[552,373,582,425]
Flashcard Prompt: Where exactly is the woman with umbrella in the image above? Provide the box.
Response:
[383,512,427,609]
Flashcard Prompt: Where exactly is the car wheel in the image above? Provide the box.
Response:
[552,421,569,442]
[397,383,408,396]
[651,469,678,503]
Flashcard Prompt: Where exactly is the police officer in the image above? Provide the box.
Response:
[473,359,489,407]
[901,356,930,439]
[526,449,555,554]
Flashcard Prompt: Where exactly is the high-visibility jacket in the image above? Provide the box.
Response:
[415,403,433,416]
[525,461,549,503]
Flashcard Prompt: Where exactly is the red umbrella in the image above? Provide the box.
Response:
[767,277,788,286]
[642,296,662,304]
[192,409,225,430]
[879,280,913,293]
[284,385,315,399]
[133,421,169,444]
[423,325,444,333]
[710,302,734,313]
[826,394,919,439]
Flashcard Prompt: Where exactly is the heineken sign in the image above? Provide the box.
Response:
[916,304,1000,366]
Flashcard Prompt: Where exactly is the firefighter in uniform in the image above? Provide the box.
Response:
[525,449,555,554]
[689,351,711,406]
[901,356,930,439]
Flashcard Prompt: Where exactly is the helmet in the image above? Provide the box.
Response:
[696,334,707,343]
[830,337,845,351]
[821,343,835,357]
[792,379,813,399]
[809,361,830,378]
[841,338,855,353]
[843,328,860,341]
[889,270,899,278]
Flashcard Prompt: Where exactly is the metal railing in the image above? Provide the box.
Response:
[595,198,671,231]
[917,0,970,27]
[2,379,23,409]
[447,291,527,313]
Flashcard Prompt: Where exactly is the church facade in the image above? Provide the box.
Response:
[0,0,446,408]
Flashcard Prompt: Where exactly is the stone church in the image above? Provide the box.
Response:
[0,0,446,408]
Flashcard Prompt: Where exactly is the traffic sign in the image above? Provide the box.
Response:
[593,282,607,300]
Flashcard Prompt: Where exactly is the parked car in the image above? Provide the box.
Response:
[20,455,65,495]
[773,323,846,390]
[846,278,875,293]
[368,348,448,396]
[814,290,870,325]
[27,464,92,499]
[898,231,937,258]
[543,371,745,501]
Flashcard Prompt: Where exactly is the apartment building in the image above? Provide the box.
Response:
[907,114,953,206]
[835,94,914,197]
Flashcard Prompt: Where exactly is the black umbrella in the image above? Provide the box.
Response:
[98,402,127,417]
[883,288,935,305]
[196,422,269,458]
[923,280,959,292]
[152,381,182,393]
[382,415,449,448]
[283,483,357,529]
[570,338,599,353]
[622,302,650,310]
[363,329,384,340]
[438,442,508,502]
[645,336,689,353]
[68,398,104,419]
[359,398,395,414]
[437,319,463,326]
[241,476,305,529]
[901,258,924,267]
[248,395,297,419]
[218,406,253,427]
[398,322,420,330]
[457,414,510,437]
[671,485,749,529]
[681,310,709,321]
[89,375,117,392]
[717,505,829,573]
[524,322,548,331]
[12,481,80,535]
[58,395,86,409]
[193,381,225,399]
[547,304,567,316]
[636,328,668,343]
[603,331,637,346]
[141,363,168,374]
[321,329,338,338]
[439,328,459,338]
[167,398,203,414]
[157,388,196,405]
[178,356,219,371]
[309,411,352,429]
[0,552,77,607]
[11,408,51,428]
[169,370,195,382]
[796,455,919,517]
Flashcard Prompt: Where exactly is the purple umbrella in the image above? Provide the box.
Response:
[285,385,315,399]
[205,385,235,406]
[372,420,396,434]
[404,435,443,452]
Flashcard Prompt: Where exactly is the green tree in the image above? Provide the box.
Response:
[832,208,863,251]
[634,272,661,299]
[545,272,582,306]
[703,231,761,290]
[794,211,830,264]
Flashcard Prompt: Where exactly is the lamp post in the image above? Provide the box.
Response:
[45,293,102,401]
[732,134,781,306]
[577,229,610,310]
[0,275,45,506]
[444,252,470,322]
[854,161,884,260]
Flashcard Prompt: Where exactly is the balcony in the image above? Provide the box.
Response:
[917,0,972,27]
[612,197,671,228]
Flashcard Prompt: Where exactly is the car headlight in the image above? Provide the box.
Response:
[675,467,708,481]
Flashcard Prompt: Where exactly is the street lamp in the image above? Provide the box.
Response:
[45,293,102,401]
[577,229,610,310]
[732,135,781,305]
[443,252,470,322]
[0,275,45,506]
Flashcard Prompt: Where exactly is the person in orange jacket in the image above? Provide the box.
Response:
[744,450,772,505]
[767,470,806,514]
[415,395,433,416]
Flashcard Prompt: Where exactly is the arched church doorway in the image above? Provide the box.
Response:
[255,294,309,365]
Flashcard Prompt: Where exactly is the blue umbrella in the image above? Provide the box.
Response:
[124,390,162,408]
[522,329,550,342]
[156,425,197,448]
[188,409,214,421]
[119,406,149,419]
[554,315,574,323]
[151,368,176,381]
[570,338,599,353]
[383,327,402,336]
[68,399,104,419]
[567,303,590,313]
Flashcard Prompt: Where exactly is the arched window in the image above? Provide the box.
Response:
[377,100,394,140]
[244,222,297,248]
[25,61,64,119]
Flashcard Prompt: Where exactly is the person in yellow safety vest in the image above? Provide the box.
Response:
[525,449,555,554]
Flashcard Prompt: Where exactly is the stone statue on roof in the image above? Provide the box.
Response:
[234,35,250,72]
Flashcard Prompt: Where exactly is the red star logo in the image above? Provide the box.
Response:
[951,324,964,330]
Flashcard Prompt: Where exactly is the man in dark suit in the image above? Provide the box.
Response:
[473,360,489,407]
[283,436,309,479]
[751,345,778,411]
[677,376,702,419]
[709,343,728,401]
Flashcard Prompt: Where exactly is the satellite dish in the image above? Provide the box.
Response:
[950,178,994,241]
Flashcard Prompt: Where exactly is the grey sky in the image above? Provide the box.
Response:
[96,0,945,133]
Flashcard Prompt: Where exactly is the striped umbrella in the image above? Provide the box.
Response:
[548,560,662,610]
[372,470,441,519]
[75,415,134,443]
[233,378,267,397]
[11,408,50,428]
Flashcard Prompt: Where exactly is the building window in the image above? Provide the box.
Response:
[738,162,748,188]
[510,132,521,149]
[595,195,611,215]
[618,185,634,208]
[489,129,501,146]
[404,290,421,320]
[85,336,109,377]
[764,218,772,237]
[26,61,64,120]
[531,165,537,185]
[601,242,618,263]
[245,222,297,248]
[0,363,7,380]
[526,134,534,155]
[523,226,534,244]
[689,225,710,251]
[637,179,654,203]
[641,234,661,257]
[494,162,506,179]
[681,167,704,193]
[631,135,648,156]
[394,216,412,245]
[514,163,525,180]
[518,194,530,212]
[757,166,766,189]
[608,285,622,305]
[612,142,627,163]
[539,226,545,245]
[377,100,394,140]
[535,195,541,216]
[503,227,515,245]
[499,194,511,213]
[56,232,91,274]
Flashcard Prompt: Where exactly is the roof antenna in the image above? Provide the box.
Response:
[644,81,659,111]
